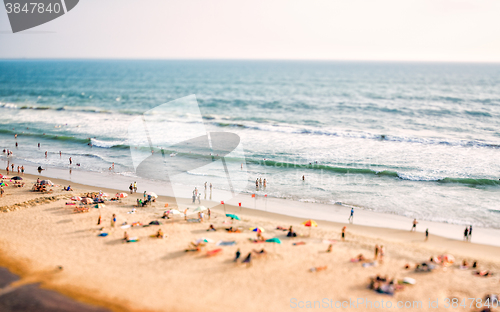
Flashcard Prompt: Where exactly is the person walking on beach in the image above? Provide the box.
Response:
[425,228,429,241]
[463,227,469,241]
[133,182,137,193]
[348,208,354,223]
[129,183,133,194]
[0,186,4,198]
[411,219,418,231]
[234,248,241,262]
[97,215,101,225]
[111,214,116,227]
[204,182,207,192]
[374,245,379,260]
[69,157,72,165]
[468,225,472,241]
[379,245,385,262]
[5,166,9,174]
[11,163,14,171]
[207,208,211,220]
[45,151,48,158]
[341,226,346,241]
[21,166,24,175]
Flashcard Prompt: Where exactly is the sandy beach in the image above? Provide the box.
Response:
[0,170,499,312]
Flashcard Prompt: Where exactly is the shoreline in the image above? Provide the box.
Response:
[1,163,499,248]
[1,172,499,311]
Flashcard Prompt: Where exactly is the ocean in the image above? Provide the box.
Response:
[1,60,499,228]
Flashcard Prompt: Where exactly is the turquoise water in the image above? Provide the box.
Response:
[1,60,499,227]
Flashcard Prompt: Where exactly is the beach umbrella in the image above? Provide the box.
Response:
[250,227,265,233]
[0,182,7,187]
[302,219,318,236]
[193,206,207,213]
[226,214,240,220]
[11,176,22,180]
[71,196,82,201]
[94,203,106,209]
[146,192,158,198]
[302,220,318,227]
[40,180,54,186]
[117,193,128,198]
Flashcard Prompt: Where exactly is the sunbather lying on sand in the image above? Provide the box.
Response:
[309,266,327,272]
[415,262,436,272]
[369,276,404,296]
[276,226,288,231]
[225,227,241,233]
[474,270,493,277]
[351,254,366,262]
[207,224,216,231]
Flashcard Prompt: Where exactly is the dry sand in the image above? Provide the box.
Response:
[1,171,499,312]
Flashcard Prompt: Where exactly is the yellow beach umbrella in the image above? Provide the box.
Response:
[302,219,318,236]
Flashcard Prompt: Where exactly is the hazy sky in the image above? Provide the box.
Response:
[0,0,499,62]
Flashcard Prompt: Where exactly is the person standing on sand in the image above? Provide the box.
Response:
[234,248,241,262]
[207,208,211,220]
[464,227,469,241]
[97,215,101,225]
[21,166,24,175]
[17,166,20,173]
[133,182,137,193]
[341,226,346,241]
[11,163,14,171]
[379,245,385,262]
[348,208,354,223]
[6,166,9,174]
[111,214,116,227]
[129,183,133,194]
[425,228,429,241]
[411,219,418,231]
[0,186,4,198]
[468,225,472,241]
[374,245,379,260]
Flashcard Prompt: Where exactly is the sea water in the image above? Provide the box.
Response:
[0,60,499,228]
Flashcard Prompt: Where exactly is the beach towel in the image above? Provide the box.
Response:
[120,224,131,229]
[98,233,108,237]
[362,262,378,268]
[127,237,139,242]
[293,242,306,246]
[206,248,222,256]
[216,240,236,246]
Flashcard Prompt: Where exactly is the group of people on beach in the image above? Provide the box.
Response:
[129,182,138,193]
[464,225,473,241]
[255,177,267,189]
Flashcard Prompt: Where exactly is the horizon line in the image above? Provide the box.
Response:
[0,57,499,64]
